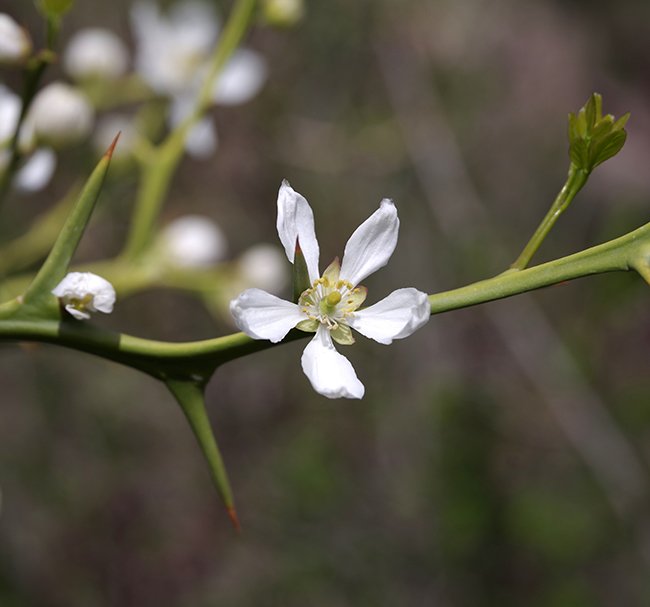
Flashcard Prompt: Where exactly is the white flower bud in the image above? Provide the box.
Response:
[161,215,227,268]
[15,148,56,193]
[238,244,288,293]
[64,28,129,80]
[262,0,304,26]
[0,14,31,64]
[0,85,20,145]
[51,272,116,320]
[27,83,94,147]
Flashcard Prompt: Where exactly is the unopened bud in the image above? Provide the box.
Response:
[27,82,94,147]
[0,14,31,64]
[64,28,129,80]
[161,215,228,268]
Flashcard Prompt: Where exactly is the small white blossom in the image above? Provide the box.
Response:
[230,181,431,399]
[161,215,228,268]
[0,14,31,64]
[52,272,116,320]
[64,28,129,80]
[26,82,94,147]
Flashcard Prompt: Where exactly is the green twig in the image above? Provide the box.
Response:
[510,165,589,270]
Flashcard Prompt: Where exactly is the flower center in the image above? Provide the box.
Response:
[299,275,364,330]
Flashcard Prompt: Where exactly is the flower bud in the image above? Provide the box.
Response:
[51,272,116,320]
[568,93,630,172]
[0,14,31,64]
[15,148,57,193]
[27,82,94,147]
[64,28,129,80]
[161,215,227,268]
[262,0,304,27]
[238,244,288,293]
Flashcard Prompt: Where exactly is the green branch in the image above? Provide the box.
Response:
[1,218,649,381]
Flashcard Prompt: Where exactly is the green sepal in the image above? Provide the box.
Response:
[166,379,240,531]
[567,93,629,173]
[292,238,311,303]
[18,135,118,314]
[331,323,355,345]
[296,318,319,333]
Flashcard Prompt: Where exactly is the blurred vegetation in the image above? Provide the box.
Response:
[2,0,650,605]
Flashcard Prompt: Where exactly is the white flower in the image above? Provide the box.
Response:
[230,181,431,399]
[52,272,116,320]
[130,0,266,158]
[0,14,31,64]
[161,215,228,268]
[26,82,94,147]
[64,28,129,80]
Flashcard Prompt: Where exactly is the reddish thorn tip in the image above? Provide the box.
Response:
[294,236,302,254]
[104,131,122,159]
[227,505,241,533]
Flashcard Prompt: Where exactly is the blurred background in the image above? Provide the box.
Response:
[3,0,650,605]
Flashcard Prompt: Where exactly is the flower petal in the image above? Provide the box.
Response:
[301,325,365,399]
[348,288,430,345]
[340,198,399,286]
[276,180,320,283]
[230,288,305,343]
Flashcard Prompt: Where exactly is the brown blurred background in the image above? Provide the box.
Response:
[3,0,650,605]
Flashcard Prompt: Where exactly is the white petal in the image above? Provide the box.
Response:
[348,288,430,345]
[212,49,267,106]
[230,288,304,343]
[15,148,56,192]
[300,325,365,399]
[339,199,399,286]
[64,305,90,320]
[276,180,320,283]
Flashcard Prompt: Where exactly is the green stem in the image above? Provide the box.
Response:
[2,219,650,380]
[510,165,589,270]
[122,0,258,260]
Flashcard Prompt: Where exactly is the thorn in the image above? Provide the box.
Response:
[104,131,122,160]
[294,236,302,255]
[227,505,242,533]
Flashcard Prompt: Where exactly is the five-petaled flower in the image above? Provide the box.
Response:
[52,272,116,320]
[230,181,430,399]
